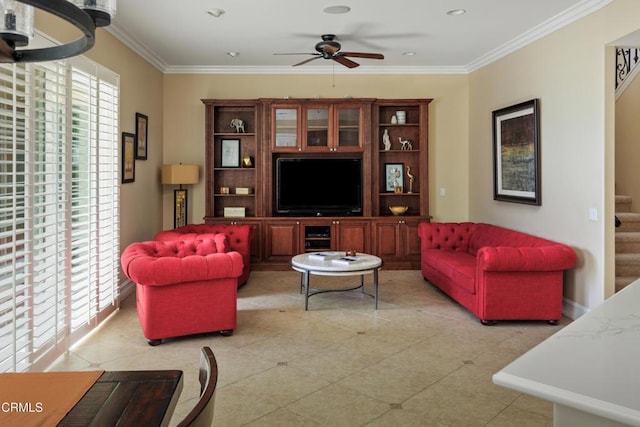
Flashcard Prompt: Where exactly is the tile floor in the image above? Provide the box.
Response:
[49,270,566,426]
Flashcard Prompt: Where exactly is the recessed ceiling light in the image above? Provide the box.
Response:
[207,8,225,18]
[446,9,466,16]
[227,52,239,58]
[323,5,351,14]
[402,52,416,56]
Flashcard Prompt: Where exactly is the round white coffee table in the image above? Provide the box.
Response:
[291,252,383,310]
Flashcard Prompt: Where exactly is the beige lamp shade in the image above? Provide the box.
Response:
[162,164,199,185]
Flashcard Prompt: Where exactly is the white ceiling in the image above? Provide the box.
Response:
[107,0,613,74]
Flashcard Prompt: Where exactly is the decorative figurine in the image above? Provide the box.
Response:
[390,115,398,124]
[393,168,402,193]
[382,129,391,150]
[230,118,245,133]
[406,166,414,194]
[399,137,412,150]
[242,155,253,168]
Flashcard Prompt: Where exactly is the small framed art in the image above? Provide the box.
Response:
[492,99,541,205]
[122,132,135,183]
[135,112,148,160]
[221,139,241,167]
[385,163,404,193]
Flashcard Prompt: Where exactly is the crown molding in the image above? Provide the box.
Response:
[106,23,168,72]
[162,65,469,75]
[467,0,613,72]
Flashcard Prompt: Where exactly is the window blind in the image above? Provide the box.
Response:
[0,53,120,372]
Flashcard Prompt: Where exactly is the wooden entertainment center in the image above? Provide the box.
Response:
[202,98,432,270]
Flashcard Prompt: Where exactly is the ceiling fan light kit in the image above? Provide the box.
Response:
[0,0,116,63]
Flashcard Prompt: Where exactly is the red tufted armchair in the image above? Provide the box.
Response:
[154,223,253,287]
[121,238,243,345]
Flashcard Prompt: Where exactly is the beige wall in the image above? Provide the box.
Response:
[35,11,165,258]
[616,63,640,210]
[162,74,470,229]
[468,0,640,311]
[33,0,640,313]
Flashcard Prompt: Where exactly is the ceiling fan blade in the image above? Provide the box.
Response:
[293,56,322,67]
[332,56,359,68]
[340,52,384,60]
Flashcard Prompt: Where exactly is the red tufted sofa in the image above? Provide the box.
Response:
[121,238,243,345]
[154,223,254,287]
[417,222,577,325]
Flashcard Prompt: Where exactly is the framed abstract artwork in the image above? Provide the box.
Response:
[492,99,541,205]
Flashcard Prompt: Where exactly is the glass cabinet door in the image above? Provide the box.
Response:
[305,107,329,148]
[337,107,360,148]
[274,108,298,148]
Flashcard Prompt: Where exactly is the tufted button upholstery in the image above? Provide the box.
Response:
[120,239,243,286]
[154,224,253,286]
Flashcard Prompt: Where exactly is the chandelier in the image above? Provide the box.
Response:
[0,0,116,63]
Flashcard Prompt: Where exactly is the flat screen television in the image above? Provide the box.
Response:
[275,157,363,216]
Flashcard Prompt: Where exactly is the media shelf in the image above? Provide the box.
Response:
[304,225,332,252]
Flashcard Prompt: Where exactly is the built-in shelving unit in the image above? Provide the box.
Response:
[202,97,431,270]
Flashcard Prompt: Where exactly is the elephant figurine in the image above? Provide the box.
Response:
[230,118,245,133]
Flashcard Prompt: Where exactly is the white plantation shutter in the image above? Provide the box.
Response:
[0,52,119,373]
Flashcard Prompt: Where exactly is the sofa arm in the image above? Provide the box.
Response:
[477,245,577,272]
[417,222,476,251]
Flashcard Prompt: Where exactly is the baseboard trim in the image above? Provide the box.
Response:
[119,279,135,302]
[562,297,588,320]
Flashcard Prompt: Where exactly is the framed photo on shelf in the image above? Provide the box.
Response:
[121,132,135,183]
[135,112,148,160]
[492,99,540,205]
[385,163,404,192]
[221,138,241,168]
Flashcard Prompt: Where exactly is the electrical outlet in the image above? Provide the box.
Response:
[588,208,598,222]
[440,187,446,196]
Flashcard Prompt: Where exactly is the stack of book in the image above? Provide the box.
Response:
[307,251,342,261]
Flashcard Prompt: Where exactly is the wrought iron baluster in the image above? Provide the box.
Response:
[616,47,640,90]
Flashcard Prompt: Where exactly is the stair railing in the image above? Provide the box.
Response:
[615,47,640,92]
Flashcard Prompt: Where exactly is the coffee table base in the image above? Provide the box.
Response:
[293,268,379,311]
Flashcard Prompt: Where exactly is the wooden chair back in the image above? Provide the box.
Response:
[177,347,218,427]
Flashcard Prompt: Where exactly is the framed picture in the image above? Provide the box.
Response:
[121,132,135,183]
[135,112,148,160]
[221,139,241,167]
[492,99,541,205]
[385,163,404,192]
[174,189,187,229]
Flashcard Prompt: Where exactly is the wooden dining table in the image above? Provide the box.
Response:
[0,369,183,427]
[59,370,184,426]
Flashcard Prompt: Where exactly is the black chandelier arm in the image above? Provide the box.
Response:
[10,0,97,62]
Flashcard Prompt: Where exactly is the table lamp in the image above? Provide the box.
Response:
[162,164,199,228]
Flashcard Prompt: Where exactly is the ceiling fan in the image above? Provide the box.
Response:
[274,34,384,68]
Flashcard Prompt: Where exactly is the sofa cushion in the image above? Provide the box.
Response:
[422,249,477,294]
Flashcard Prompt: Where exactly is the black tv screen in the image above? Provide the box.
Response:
[276,157,363,216]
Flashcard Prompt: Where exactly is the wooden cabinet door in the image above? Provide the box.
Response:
[373,218,422,268]
[272,106,301,152]
[265,221,300,262]
[334,105,364,152]
[334,219,370,253]
[373,220,402,260]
